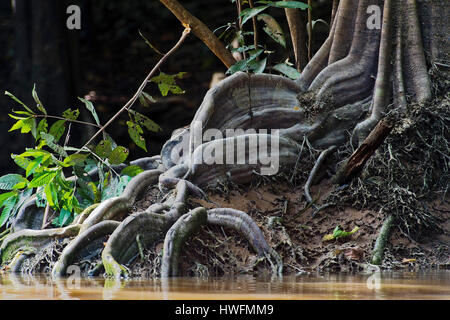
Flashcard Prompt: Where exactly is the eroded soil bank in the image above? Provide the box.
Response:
[130,67,449,277]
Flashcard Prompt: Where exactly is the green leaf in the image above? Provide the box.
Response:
[273,63,302,80]
[9,117,36,136]
[0,195,18,227]
[64,153,88,166]
[239,6,269,25]
[41,133,69,158]
[0,192,16,208]
[256,1,309,10]
[0,174,27,191]
[257,14,286,48]
[139,92,157,107]
[129,110,161,132]
[11,154,31,170]
[138,29,163,55]
[25,155,44,178]
[94,140,113,159]
[48,120,66,143]
[248,57,267,74]
[32,84,47,115]
[62,108,80,121]
[323,225,360,241]
[121,165,144,177]
[5,91,34,114]
[108,146,129,165]
[149,72,186,97]
[11,110,34,117]
[19,149,50,158]
[9,119,25,132]
[29,171,58,188]
[78,97,101,126]
[56,207,72,227]
[226,49,264,74]
[127,121,147,152]
[35,187,46,208]
[44,182,58,208]
[36,118,48,140]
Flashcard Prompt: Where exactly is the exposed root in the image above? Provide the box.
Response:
[304,145,337,213]
[0,225,81,265]
[102,212,172,278]
[80,169,162,233]
[161,207,207,277]
[52,220,120,277]
[72,203,100,225]
[207,208,282,276]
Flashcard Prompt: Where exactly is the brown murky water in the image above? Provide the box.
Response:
[0,271,449,300]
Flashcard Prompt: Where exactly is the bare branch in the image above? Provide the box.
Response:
[159,0,237,68]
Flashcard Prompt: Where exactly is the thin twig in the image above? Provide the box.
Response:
[248,0,259,51]
[307,0,312,61]
[33,114,102,129]
[236,0,247,60]
[80,27,191,152]
[304,146,337,209]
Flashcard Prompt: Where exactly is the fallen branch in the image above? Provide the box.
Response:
[334,118,394,185]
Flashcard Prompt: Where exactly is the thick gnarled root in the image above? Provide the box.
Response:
[101,212,172,278]
[161,207,208,277]
[207,208,283,276]
[0,225,81,266]
[52,220,120,278]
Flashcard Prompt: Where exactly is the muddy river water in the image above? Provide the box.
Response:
[0,271,449,300]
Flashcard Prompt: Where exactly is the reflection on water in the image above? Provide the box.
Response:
[0,271,449,300]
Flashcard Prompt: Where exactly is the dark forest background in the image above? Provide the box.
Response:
[0,0,332,176]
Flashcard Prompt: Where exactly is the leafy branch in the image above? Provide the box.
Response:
[0,26,191,229]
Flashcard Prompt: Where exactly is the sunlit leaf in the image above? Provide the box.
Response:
[25,155,44,178]
[62,108,80,121]
[127,121,147,152]
[44,182,58,208]
[32,84,47,115]
[5,91,34,114]
[0,196,17,227]
[108,146,129,165]
[29,171,58,188]
[0,192,16,208]
[323,225,359,241]
[48,120,66,143]
[78,97,101,126]
[121,165,144,177]
[0,174,27,191]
